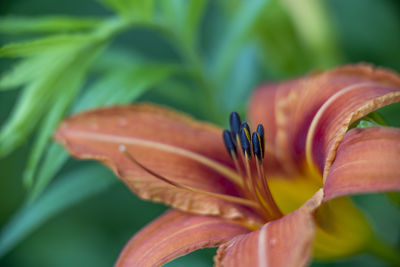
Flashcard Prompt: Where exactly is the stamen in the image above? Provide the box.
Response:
[251,132,283,219]
[229,112,245,170]
[223,115,283,220]
[228,115,252,198]
[252,132,263,163]
[223,130,245,181]
[251,134,272,213]
[256,124,265,158]
[240,125,262,207]
[239,126,252,159]
[241,122,251,145]
[242,147,259,207]
[119,145,258,208]
[222,130,237,159]
[229,112,242,140]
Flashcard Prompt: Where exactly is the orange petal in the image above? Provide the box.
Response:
[306,75,400,179]
[55,104,262,222]
[249,64,400,176]
[324,127,400,200]
[116,210,250,267]
[249,80,301,175]
[215,189,323,267]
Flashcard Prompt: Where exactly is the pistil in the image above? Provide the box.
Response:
[118,145,258,208]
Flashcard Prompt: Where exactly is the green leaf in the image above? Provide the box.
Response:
[95,0,133,18]
[28,63,177,201]
[0,16,102,34]
[91,47,146,73]
[27,144,68,203]
[0,50,64,90]
[0,69,69,157]
[0,34,90,58]
[127,0,155,21]
[386,192,400,209]
[0,164,117,258]
[278,0,342,68]
[182,0,208,47]
[0,40,103,158]
[149,79,203,116]
[159,0,207,47]
[22,45,101,188]
[349,112,388,130]
[376,102,400,128]
[96,0,156,22]
[74,63,178,112]
[160,0,185,31]
[219,44,260,113]
[254,0,310,77]
[213,0,270,85]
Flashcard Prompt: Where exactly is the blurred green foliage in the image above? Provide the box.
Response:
[0,0,399,266]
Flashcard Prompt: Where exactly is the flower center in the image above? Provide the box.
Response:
[223,112,283,220]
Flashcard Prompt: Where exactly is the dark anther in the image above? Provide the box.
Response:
[239,127,251,159]
[252,132,262,162]
[223,130,237,158]
[256,124,265,158]
[229,112,242,139]
[241,122,251,142]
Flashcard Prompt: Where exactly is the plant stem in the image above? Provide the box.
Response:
[148,22,219,121]
[99,17,220,122]
[279,0,343,68]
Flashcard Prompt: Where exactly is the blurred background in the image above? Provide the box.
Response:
[0,0,399,266]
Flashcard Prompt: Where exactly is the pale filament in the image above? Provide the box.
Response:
[239,148,281,220]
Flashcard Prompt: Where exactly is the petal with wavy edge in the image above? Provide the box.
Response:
[306,80,400,179]
[249,64,400,176]
[215,189,323,267]
[55,104,262,222]
[324,127,400,200]
[116,210,250,267]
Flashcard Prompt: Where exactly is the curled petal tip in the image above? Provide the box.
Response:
[323,127,400,200]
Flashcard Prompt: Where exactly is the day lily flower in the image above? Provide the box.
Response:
[55,64,400,266]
